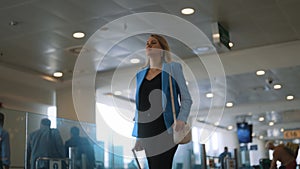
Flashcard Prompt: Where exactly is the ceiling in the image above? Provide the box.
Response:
[1,0,300,142]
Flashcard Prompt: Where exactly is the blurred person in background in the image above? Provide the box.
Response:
[0,112,10,169]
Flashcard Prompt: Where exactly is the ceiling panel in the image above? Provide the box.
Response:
[0,0,300,140]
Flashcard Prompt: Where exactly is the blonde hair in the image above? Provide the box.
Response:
[143,34,172,67]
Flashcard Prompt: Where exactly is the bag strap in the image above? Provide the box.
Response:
[169,74,177,124]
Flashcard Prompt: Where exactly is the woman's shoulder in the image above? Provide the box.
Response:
[136,66,148,77]
[137,66,148,73]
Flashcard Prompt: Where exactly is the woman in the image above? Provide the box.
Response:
[132,34,193,168]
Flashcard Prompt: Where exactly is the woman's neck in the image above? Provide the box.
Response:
[149,58,162,69]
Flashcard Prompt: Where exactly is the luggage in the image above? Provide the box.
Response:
[132,149,142,169]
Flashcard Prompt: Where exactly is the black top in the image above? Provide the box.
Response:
[138,72,166,138]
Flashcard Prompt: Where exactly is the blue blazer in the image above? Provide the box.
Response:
[132,61,193,137]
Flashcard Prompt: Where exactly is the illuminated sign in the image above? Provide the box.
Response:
[284,130,300,139]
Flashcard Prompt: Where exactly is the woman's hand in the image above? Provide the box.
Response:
[133,139,144,151]
[173,120,185,132]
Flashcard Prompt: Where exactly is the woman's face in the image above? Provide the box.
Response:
[146,36,163,57]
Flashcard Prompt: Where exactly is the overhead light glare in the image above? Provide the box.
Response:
[225,102,234,108]
[181,8,195,15]
[73,32,85,39]
[206,92,214,98]
[53,72,63,78]
[273,84,282,90]
[258,117,265,122]
[228,42,234,48]
[227,125,233,130]
[269,121,275,126]
[280,128,284,132]
[286,95,294,101]
[130,58,140,64]
[256,70,265,76]
[259,135,264,139]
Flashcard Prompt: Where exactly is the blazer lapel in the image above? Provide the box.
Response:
[162,63,171,110]
[136,67,148,95]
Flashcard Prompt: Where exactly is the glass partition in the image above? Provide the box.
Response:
[0,108,26,169]
[1,108,203,169]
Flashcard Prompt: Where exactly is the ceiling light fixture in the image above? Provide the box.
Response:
[280,128,284,132]
[286,95,294,101]
[259,135,264,139]
[130,58,140,64]
[226,102,234,108]
[53,71,63,78]
[206,92,214,98]
[256,70,265,76]
[268,121,275,126]
[258,117,265,122]
[181,8,195,15]
[73,32,85,39]
[273,84,282,90]
[228,42,234,48]
[227,125,233,130]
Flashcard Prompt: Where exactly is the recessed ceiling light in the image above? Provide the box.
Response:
[53,71,63,78]
[269,121,275,126]
[114,91,122,96]
[286,95,294,101]
[258,117,265,122]
[227,125,233,130]
[206,92,213,98]
[228,42,234,48]
[256,70,265,76]
[251,133,256,137]
[181,8,195,15]
[225,102,234,108]
[73,32,85,39]
[214,122,219,126]
[259,135,264,139]
[186,81,189,85]
[280,128,284,132]
[130,58,140,64]
[273,84,282,90]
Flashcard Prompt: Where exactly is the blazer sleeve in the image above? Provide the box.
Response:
[172,62,193,122]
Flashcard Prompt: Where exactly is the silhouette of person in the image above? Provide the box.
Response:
[27,118,65,169]
[65,126,95,169]
[0,112,10,169]
[219,147,231,169]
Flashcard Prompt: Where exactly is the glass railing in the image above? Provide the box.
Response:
[0,108,202,169]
